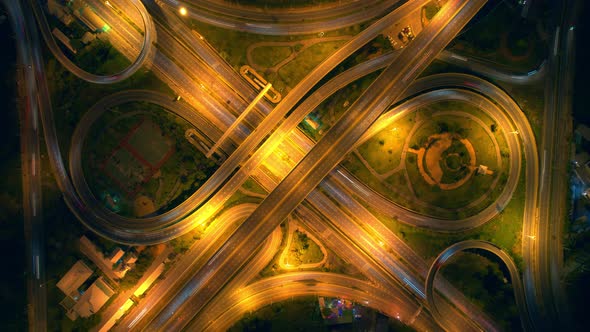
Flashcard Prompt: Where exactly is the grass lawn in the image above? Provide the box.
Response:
[423,1,441,20]
[357,112,416,174]
[242,178,268,195]
[503,84,544,151]
[286,230,324,266]
[251,45,293,68]
[221,189,263,212]
[406,112,504,210]
[82,102,218,217]
[126,120,173,166]
[278,40,347,88]
[344,100,511,217]
[302,70,382,141]
[189,19,361,72]
[368,158,525,263]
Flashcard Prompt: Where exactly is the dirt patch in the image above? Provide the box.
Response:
[414,133,477,190]
[425,133,453,182]
[134,195,156,217]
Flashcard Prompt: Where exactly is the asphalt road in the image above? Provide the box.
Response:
[526,0,579,329]
[137,1,489,331]
[16,0,556,330]
[199,272,439,332]
[161,0,402,35]
[424,240,534,331]
[29,0,154,84]
[6,0,47,330]
[52,0,432,244]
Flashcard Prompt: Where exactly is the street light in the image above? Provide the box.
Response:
[179,7,188,16]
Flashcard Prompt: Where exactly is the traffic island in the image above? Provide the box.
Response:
[81,102,218,218]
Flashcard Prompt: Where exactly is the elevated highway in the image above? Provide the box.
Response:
[162,0,402,35]
[425,240,534,331]
[30,0,155,84]
[137,1,491,331]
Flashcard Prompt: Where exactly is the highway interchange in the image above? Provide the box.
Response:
[7,0,578,331]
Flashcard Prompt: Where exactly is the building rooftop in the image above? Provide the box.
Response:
[69,277,115,319]
[56,260,93,298]
[109,248,125,264]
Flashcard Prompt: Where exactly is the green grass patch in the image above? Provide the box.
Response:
[286,230,324,266]
[279,40,347,88]
[188,19,361,72]
[345,100,511,218]
[169,226,204,254]
[357,112,416,174]
[365,157,525,263]
[302,69,382,141]
[503,84,544,151]
[127,120,173,165]
[214,190,263,222]
[251,45,293,68]
[406,112,503,210]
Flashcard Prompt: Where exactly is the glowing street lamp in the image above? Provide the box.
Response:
[179,7,188,16]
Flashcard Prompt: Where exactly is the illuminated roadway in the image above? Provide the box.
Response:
[116,204,282,331]
[30,0,155,84]
[136,1,490,331]
[438,50,547,85]
[424,240,534,331]
[161,0,402,35]
[198,272,439,332]
[68,90,227,233]
[67,1,512,330]
[51,0,433,243]
[18,0,553,330]
[32,2,540,330]
[526,0,579,329]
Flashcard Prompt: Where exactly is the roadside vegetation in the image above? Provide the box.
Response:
[82,102,218,217]
[286,230,324,266]
[364,161,525,266]
[450,0,548,71]
[43,182,105,331]
[45,40,173,158]
[440,251,521,331]
[298,35,392,141]
[229,296,416,331]
[39,38,184,330]
[343,100,510,218]
[188,18,367,95]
